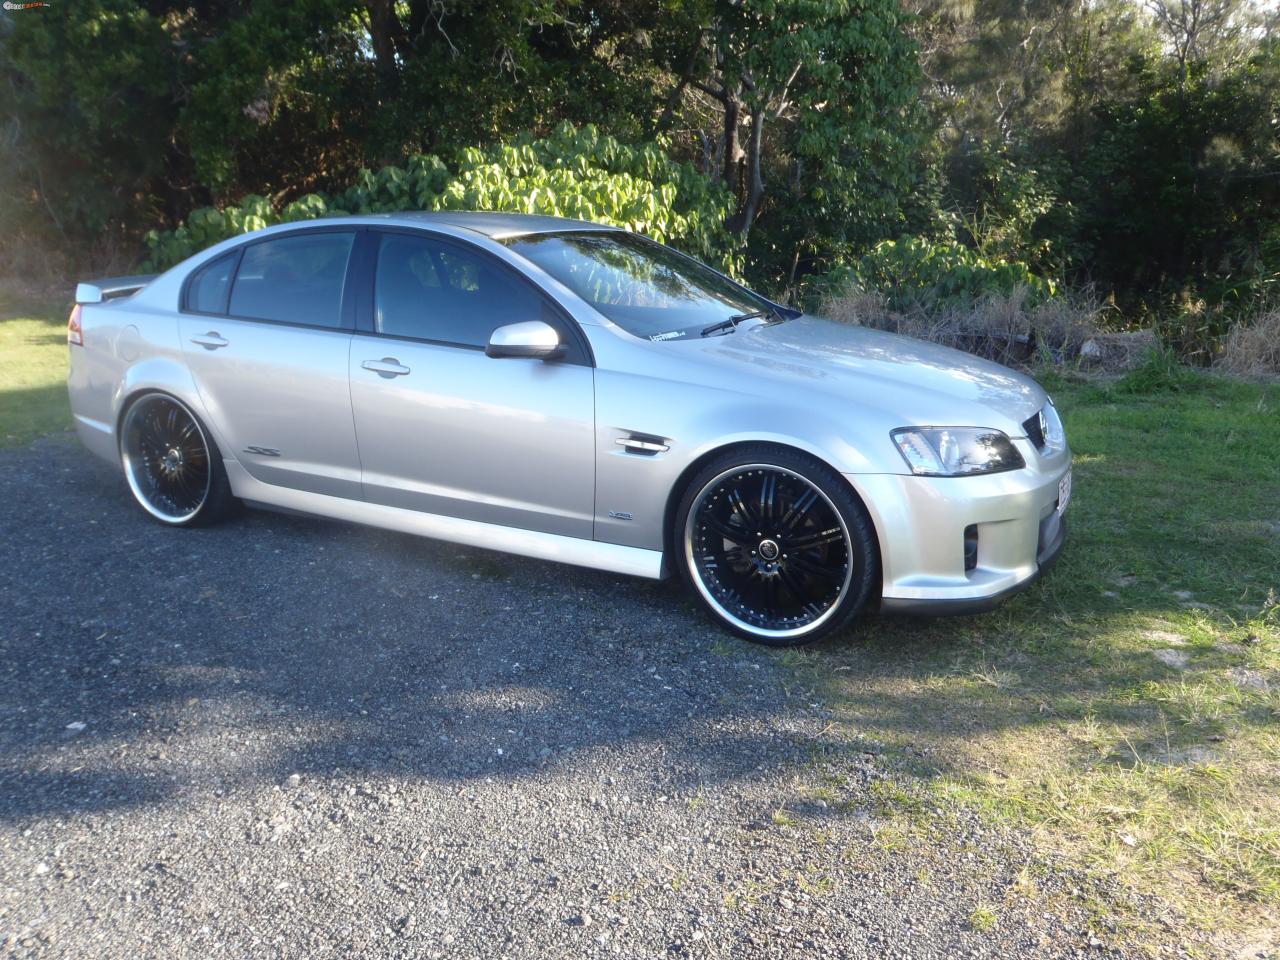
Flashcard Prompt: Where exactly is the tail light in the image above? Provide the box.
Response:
[67,304,83,347]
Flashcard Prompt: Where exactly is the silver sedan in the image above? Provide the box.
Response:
[67,212,1071,645]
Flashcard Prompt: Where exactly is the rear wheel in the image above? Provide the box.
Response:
[119,393,236,526]
[675,446,878,645]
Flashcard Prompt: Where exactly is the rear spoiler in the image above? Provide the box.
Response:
[74,274,157,304]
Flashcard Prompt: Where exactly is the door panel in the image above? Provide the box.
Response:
[178,228,362,499]
[349,229,595,538]
[350,340,595,538]
[180,317,361,498]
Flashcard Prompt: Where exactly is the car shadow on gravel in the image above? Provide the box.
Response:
[0,440,826,822]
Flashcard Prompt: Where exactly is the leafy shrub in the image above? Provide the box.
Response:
[808,237,1054,314]
[143,123,738,272]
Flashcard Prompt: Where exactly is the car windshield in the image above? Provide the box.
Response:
[502,231,767,341]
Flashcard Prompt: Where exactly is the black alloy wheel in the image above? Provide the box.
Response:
[119,393,235,526]
[677,446,878,645]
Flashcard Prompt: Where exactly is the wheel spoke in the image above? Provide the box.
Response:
[758,472,777,524]
[786,527,845,551]
[779,488,818,533]
[727,486,758,530]
[788,554,846,582]
[699,515,753,547]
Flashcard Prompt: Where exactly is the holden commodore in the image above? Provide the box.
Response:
[67,212,1071,645]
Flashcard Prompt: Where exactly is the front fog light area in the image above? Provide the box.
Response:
[891,426,1026,477]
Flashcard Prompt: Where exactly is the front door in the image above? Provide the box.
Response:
[348,229,595,539]
[178,228,362,499]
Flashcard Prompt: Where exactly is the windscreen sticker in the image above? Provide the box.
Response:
[649,331,683,341]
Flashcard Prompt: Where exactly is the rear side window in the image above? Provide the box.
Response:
[373,233,547,347]
[186,252,237,314]
[229,231,356,328]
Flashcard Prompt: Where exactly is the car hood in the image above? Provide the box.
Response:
[694,315,1046,431]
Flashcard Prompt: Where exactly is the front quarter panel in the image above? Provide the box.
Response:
[588,346,897,553]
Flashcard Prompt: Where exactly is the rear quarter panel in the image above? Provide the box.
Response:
[68,298,203,463]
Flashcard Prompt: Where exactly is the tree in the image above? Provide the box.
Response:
[653,0,925,283]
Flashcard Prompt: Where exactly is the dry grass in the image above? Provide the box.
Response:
[1217,307,1280,377]
[818,285,1103,368]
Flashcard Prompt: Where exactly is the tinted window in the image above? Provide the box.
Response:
[503,231,765,341]
[186,252,237,314]
[229,231,355,328]
[374,233,546,346]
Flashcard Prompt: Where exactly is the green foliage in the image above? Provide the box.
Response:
[944,144,1063,274]
[1057,45,1280,323]
[142,124,738,272]
[1107,345,1207,396]
[811,238,1054,312]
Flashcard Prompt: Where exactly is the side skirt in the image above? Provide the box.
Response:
[225,461,666,580]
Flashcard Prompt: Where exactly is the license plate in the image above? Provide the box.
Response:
[1058,469,1073,515]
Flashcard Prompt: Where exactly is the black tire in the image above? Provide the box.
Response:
[118,393,238,527]
[674,444,879,646]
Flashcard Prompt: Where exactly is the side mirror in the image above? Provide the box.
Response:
[486,320,565,360]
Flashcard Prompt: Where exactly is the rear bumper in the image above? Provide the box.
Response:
[846,442,1072,616]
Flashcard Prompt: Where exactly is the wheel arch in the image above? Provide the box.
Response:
[660,439,883,589]
[112,360,227,458]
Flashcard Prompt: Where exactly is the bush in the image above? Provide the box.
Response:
[143,123,739,272]
[817,285,1099,368]
[808,237,1054,314]
[1216,308,1280,377]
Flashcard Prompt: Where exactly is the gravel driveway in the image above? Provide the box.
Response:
[1,439,1157,959]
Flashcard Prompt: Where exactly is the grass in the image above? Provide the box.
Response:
[793,357,1280,946]
[0,289,72,447]
[969,902,1000,933]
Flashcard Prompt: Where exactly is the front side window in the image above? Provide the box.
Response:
[502,231,766,341]
[373,233,547,347]
[228,231,355,328]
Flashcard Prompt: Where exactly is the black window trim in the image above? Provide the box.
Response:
[179,224,365,333]
[356,225,595,368]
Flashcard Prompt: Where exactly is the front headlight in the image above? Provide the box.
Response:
[890,426,1026,477]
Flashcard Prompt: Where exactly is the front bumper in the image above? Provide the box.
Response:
[847,442,1071,616]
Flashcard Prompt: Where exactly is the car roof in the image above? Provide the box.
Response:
[374,211,620,240]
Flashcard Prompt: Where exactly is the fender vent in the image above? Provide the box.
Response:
[615,432,669,456]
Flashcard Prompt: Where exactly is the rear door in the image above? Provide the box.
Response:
[348,228,596,538]
[178,227,363,499]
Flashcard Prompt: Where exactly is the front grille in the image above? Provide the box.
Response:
[1023,410,1046,450]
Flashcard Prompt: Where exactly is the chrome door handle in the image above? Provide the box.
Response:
[362,357,411,378]
[191,332,229,350]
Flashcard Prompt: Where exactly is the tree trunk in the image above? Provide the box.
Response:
[721,87,743,186]
[726,107,765,237]
[365,0,404,71]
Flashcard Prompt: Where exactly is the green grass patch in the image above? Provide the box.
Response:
[806,369,1280,942]
[0,289,73,447]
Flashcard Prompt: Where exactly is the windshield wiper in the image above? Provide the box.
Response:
[700,309,768,337]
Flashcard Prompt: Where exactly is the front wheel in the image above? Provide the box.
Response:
[119,393,237,526]
[675,446,879,646]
